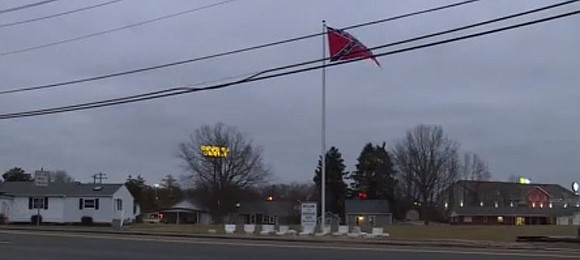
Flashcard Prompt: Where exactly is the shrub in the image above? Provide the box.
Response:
[31,215,42,224]
[81,216,94,225]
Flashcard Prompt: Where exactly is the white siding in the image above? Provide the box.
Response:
[63,197,114,223]
[0,197,11,218]
[8,196,65,223]
[556,213,580,225]
[2,184,135,224]
[62,186,135,224]
[112,185,136,223]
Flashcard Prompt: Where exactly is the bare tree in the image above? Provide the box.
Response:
[392,125,459,225]
[259,182,316,202]
[460,152,491,181]
[177,123,271,222]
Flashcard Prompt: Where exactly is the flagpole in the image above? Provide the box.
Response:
[320,20,327,231]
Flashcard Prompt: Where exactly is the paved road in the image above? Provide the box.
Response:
[0,230,578,260]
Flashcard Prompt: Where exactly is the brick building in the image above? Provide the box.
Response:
[445,180,580,225]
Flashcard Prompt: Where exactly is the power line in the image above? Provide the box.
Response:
[0,0,237,58]
[1,2,576,118]
[0,0,58,15]
[0,0,123,29]
[1,8,578,120]
[0,0,483,96]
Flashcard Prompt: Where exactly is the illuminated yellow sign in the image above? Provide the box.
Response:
[200,145,229,158]
[518,177,531,184]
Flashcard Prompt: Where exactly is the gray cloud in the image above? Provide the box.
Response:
[0,0,578,187]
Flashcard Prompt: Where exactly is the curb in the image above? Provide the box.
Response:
[0,226,574,251]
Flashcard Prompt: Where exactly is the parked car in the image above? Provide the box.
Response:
[142,212,163,224]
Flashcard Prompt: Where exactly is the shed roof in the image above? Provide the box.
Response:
[237,201,293,216]
[345,199,390,214]
[161,199,208,212]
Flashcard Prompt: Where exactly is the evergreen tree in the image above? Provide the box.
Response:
[125,175,156,212]
[350,143,398,213]
[2,167,30,182]
[158,174,183,207]
[313,146,349,219]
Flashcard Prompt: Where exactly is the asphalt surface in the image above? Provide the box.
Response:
[0,230,578,260]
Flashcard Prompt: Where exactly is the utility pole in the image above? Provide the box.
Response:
[92,172,107,184]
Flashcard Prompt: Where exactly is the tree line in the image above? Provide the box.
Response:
[1,123,492,225]
[175,122,491,224]
[313,124,491,224]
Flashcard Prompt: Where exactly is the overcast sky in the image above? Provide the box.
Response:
[0,0,578,187]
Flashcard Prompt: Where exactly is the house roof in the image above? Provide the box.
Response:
[0,182,123,197]
[455,180,577,200]
[345,199,390,214]
[451,206,580,217]
[237,200,293,216]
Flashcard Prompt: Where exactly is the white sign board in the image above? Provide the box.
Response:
[34,171,49,186]
[301,202,317,227]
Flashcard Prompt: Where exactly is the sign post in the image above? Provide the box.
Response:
[199,145,229,222]
[300,202,317,231]
[33,170,49,226]
[34,171,49,187]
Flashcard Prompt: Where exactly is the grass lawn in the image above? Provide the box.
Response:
[130,223,579,242]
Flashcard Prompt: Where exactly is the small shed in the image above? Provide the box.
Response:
[345,199,392,227]
[160,200,211,225]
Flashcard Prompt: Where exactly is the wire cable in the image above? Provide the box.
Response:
[0,0,57,15]
[0,0,237,57]
[1,8,578,120]
[0,0,483,95]
[0,0,123,29]
[1,1,575,115]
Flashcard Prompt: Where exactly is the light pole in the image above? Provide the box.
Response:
[200,144,229,222]
[153,183,160,209]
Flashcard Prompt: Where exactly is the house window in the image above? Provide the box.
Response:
[497,216,504,223]
[463,216,472,223]
[79,198,100,210]
[29,197,48,209]
[84,199,96,208]
[483,217,488,223]
[262,215,269,224]
[250,214,256,224]
[268,216,275,224]
[115,199,123,211]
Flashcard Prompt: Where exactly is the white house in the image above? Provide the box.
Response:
[0,182,137,224]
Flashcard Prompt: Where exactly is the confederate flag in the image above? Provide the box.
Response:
[326,26,380,67]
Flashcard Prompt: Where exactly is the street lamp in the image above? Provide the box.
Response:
[153,183,160,201]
